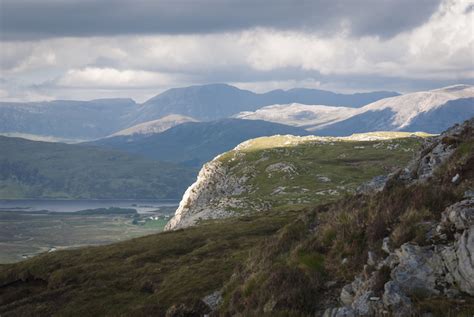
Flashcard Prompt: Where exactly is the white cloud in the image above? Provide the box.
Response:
[57,67,181,88]
[0,0,472,101]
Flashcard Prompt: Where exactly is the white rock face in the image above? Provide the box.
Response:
[164,154,251,231]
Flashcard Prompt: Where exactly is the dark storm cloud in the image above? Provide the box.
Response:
[0,0,442,40]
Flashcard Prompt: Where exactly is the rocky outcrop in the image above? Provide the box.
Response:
[164,155,251,230]
[325,197,474,316]
[325,119,474,316]
[402,119,469,182]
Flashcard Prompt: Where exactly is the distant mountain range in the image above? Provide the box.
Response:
[132,83,399,123]
[236,85,474,135]
[0,84,398,140]
[0,136,196,199]
[0,98,136,141]
[89,119,311,167]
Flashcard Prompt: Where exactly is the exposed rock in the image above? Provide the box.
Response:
[202,290,222,312]
[317,175,332,183]
[391,243,444,296]
[382,236,392,254]
[340,284,355,306]
[464,190,474,198]
[416,141,455,180]
[165,157,250,230]
[165,299,211,317]
[452,173,460,183]
[382,281,413,317]
[367,251,377,266]
[357,175,389,194]
[351,291,380,316]
[439,199,474,231]
[265,162,297,177]
[441,227,474,295]
[322,306,355,317]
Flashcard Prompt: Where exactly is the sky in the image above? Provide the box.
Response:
[0,0,473,102]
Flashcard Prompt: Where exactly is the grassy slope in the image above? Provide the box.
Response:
[217,134,423,211]
[0,133,427,316]
[0,212,293,316]
[0,136,197,199]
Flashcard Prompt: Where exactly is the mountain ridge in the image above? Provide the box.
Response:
[0,84,398,140]
[236,84,474,135]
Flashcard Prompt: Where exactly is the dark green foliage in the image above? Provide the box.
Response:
[0,136,197,199]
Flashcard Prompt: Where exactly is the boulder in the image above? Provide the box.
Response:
[322,306,356,317]
[391,243,444,296]
[382,281,413,317]
[441,227,474,295]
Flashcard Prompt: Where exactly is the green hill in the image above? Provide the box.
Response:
[165,132,427,230]
[0,136,197,199]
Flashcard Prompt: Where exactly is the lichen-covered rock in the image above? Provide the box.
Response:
[351,291,381,316]
[322,306,355,317]
[382,281,413,317]
[202,290,222,312]
[340,283,355,306]
[416,142,455,180]
[391,243,445,296]
[439,199,474,232]
[441,227,474,295]
[357,175,389,194]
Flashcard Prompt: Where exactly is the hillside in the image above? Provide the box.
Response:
[0,120,472,316]
[236,85,474,134]
[0,98,136,141]
[89,119,312,167]
[165,132,427,230]
[108,114,198,138]
[0,136,196,199]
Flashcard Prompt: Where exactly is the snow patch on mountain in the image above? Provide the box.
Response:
[109,114,198,137]
[235,85,474,133]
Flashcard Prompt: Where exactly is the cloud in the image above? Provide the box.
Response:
[1,0,441,40]
[0,0,472,102]
[57,67,183,88]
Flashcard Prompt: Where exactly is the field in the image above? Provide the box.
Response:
[0,208,175,263]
